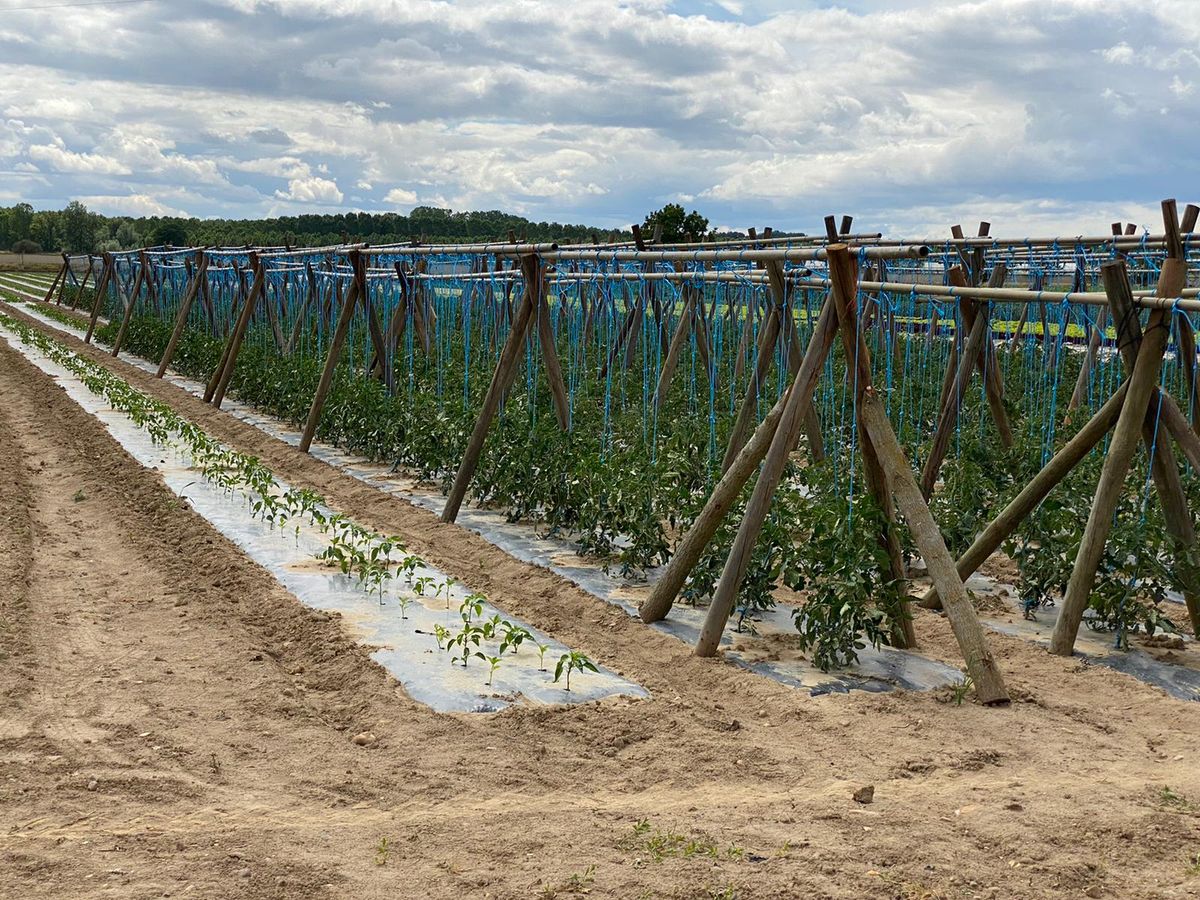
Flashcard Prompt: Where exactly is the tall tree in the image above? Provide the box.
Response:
[643,203,709,243]
[62,200,98,253]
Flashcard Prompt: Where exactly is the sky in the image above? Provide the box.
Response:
[0,0,1196,235]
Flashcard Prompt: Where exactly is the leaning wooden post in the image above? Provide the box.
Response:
[721,300,783,471]
[157,250,208,377]
[83,253,114,344]
[531,255,571,430]
[1050,204,1186,656]
[824,244,1008,704]
[441,255,541,523]
[70,258,93,310]
[42,256,67,303]
[919,381,1129,610]
[54,252,71,305]
[298,252,365,452]
[110,254,148,357]
[639,295,839,624]
[1067,308,1108,412]
[211,253,266,409]
[1104,263,1200,637]
[920,286,991,499]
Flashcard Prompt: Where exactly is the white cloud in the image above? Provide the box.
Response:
[1101,42,1134,64]
[76,193,191,217]
[274,175,343,203]
[382,187,417,206]
[0,0,1195,232]
[28,142,129,175]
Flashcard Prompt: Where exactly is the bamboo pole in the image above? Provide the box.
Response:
[298,252,365,452]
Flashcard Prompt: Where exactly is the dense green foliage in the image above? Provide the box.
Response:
[0,201,629,254]
[61,275,1198,670]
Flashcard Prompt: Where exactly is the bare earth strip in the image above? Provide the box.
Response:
[1,304,1199,899]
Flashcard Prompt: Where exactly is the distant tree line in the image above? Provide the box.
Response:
[0,201,642,254]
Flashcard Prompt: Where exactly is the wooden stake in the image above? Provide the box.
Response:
[1050,209,1187,656]
[211,254,266,409]
[531,256,571,430]
[823,245,1007,703]
[441,257,540,523]
[42,258,66,304]
[918,381,1128,609]
[110,258,147,357]
[639,296,839,624]
[157,251,208,377]
[299,251,364,452]
[83,254,114,344]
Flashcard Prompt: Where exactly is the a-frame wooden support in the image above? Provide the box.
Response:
[157,250,209,378]
[1051,200,1199,653]
[441,253,569,522]
[83,253,115,344]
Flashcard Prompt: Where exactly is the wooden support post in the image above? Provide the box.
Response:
[441,256,540,523]
[286,269,316,357]
[812,252,1005,701]
[83,254,114,344]
[921,292,991,499]
[110,258,147,357]
[530,256,571,430]
[70,258,93,310]
[204,300,238,403]
[654,288,696,412]
[42,257,66,303]
[918,381,1129,609]
[1104,262,1200,637]
[822,245,1006,701]
[640,295,839,624]
[54,253,70,305]
[157,250,208,377]
[972,265,1013,448]
[1050,203,1188,656]
[211,254,266,410]
[263,278,289,354]
[722,300,782,471]
[1068,308,1108,412]
[299,251,365,452]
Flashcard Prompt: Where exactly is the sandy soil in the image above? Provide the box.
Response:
[2,302,1200,899]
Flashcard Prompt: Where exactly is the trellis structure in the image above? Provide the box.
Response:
[39,198,1200,706]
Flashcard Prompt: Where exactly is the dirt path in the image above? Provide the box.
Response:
[2,308,1200,899]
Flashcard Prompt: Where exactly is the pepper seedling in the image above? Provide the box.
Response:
[554,650,598,691]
